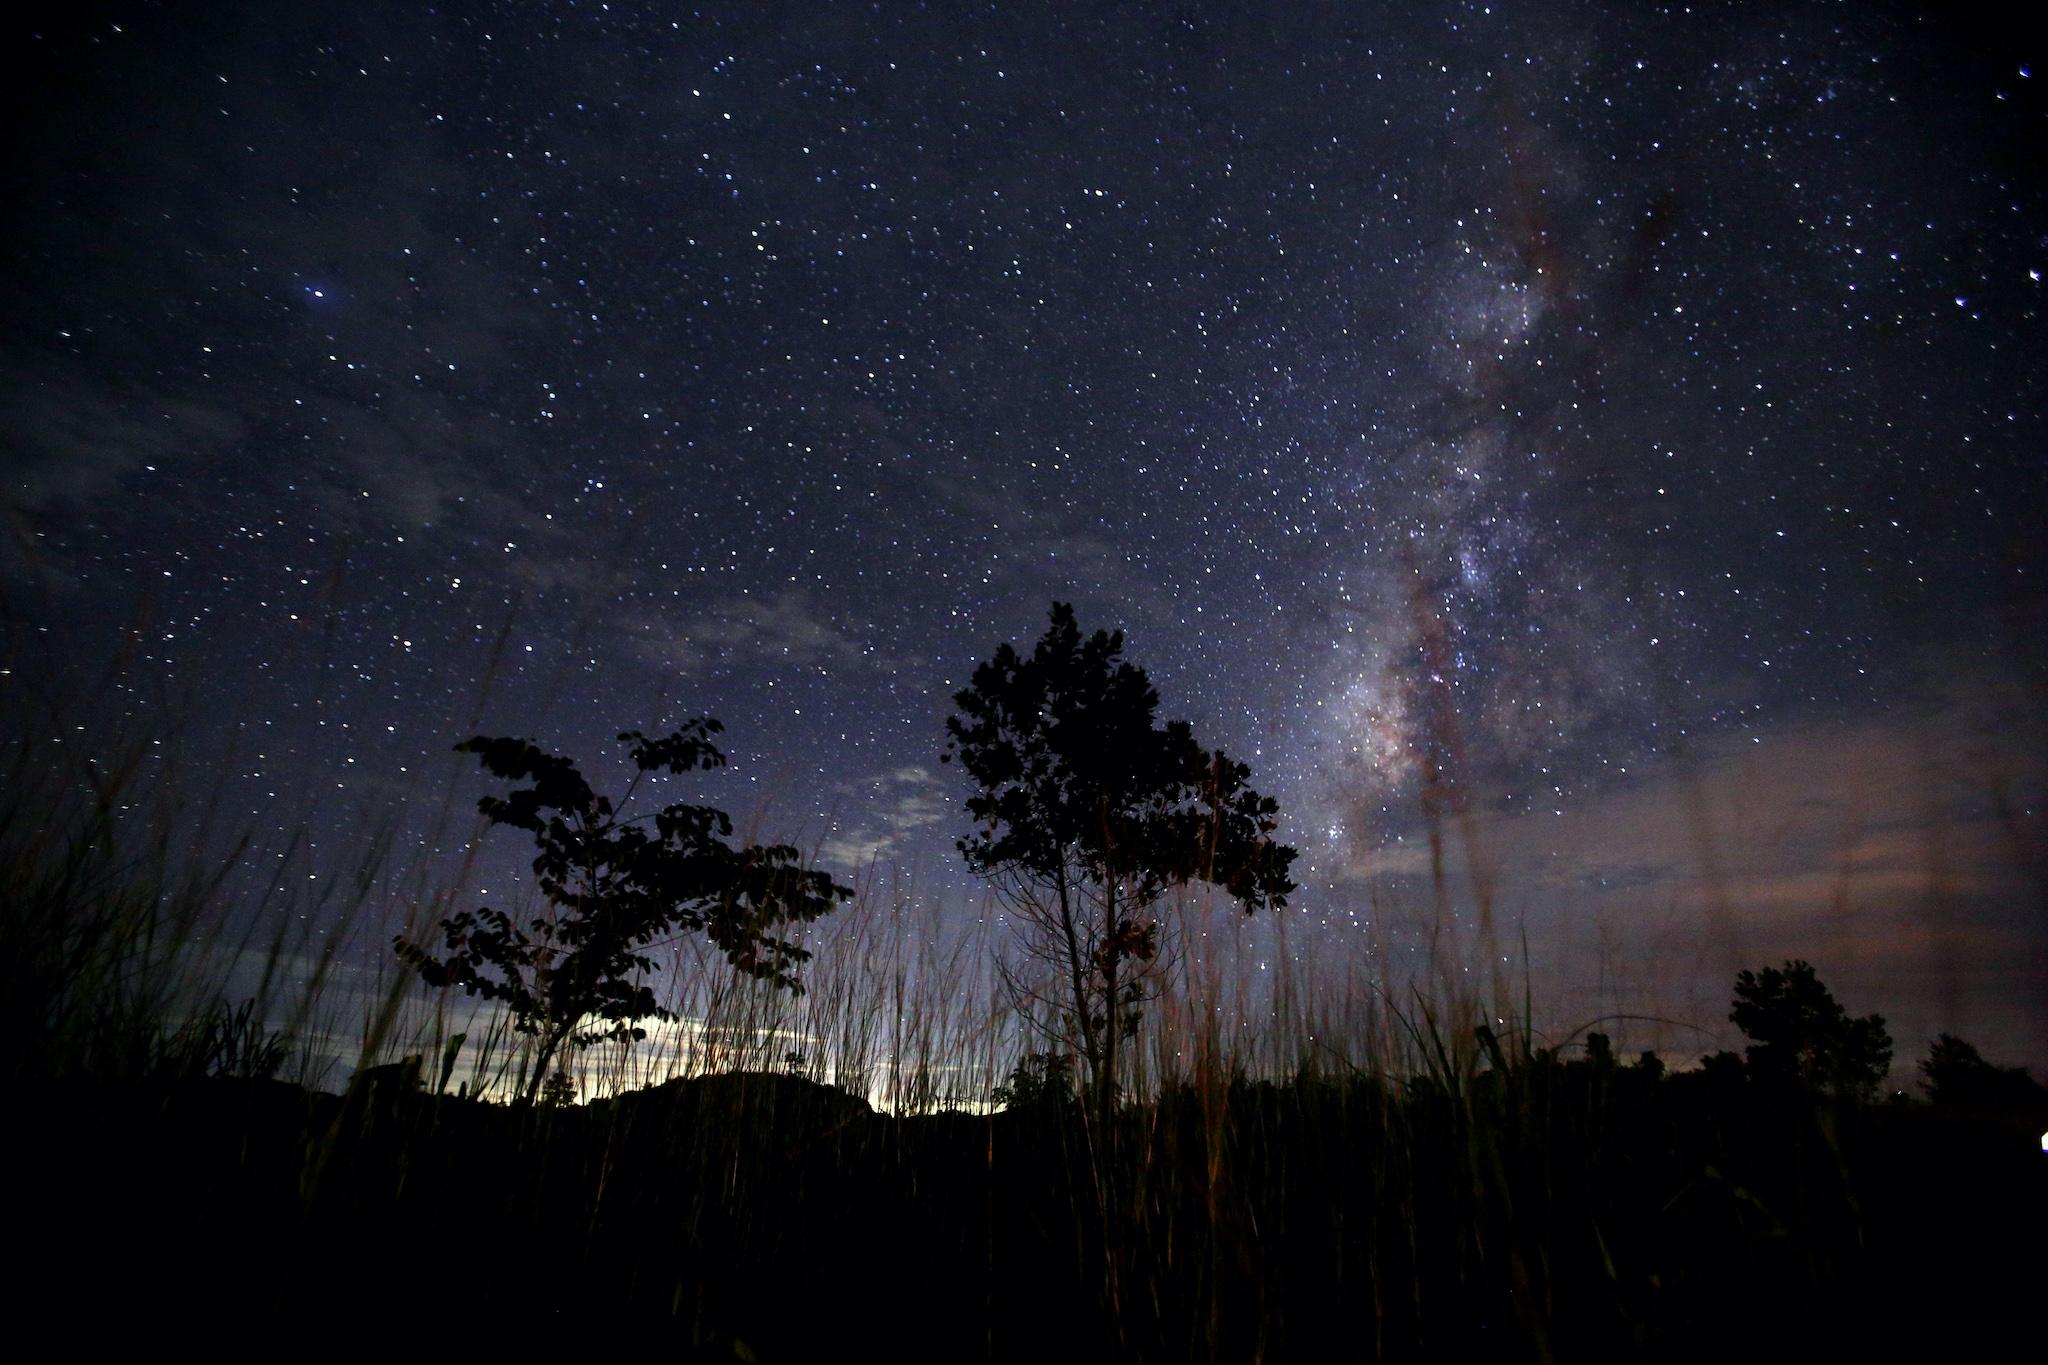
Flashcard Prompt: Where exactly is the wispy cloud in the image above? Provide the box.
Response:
[817,765,950,870]
[622,590,906,680]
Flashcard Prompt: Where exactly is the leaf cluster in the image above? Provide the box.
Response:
[941,603,1296,912]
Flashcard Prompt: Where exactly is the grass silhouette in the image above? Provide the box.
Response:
[5,662,2044,1361]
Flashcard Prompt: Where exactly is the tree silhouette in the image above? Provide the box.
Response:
[1730,959,1892,1099]
[1920,1033,2048,1113]
[395,722,851,1104]
[943,602,1297,1129]
[991,1050,1076,1114]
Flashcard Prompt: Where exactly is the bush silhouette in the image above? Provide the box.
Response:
[1920,1033,2048,1115]
[992,1050,1076,1114]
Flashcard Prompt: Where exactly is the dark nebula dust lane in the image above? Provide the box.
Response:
[4,3,2044,1064]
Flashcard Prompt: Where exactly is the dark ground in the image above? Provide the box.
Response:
[15,1067,2045,1360]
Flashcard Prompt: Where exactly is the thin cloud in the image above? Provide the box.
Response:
[623,590,907,680]
[817,765,949,870]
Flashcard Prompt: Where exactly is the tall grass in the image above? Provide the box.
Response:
[7,668,2027,1361]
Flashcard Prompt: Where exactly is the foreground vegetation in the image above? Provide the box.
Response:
[17,1020,2047,1359]
[12,761,2044,1361]
[6,622,2044,1361]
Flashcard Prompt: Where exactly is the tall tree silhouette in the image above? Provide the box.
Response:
[396,722,851,1103]
[943,603,1297,1128]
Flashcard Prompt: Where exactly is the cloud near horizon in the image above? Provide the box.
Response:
[1321,690,2047,1071]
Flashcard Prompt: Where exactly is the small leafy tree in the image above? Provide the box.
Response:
[538,1069,577,1108]
[991,1050,1075,1114]
[943,602,1297,1129]
[396,722,852,1104]
[1730,959,1892,1099]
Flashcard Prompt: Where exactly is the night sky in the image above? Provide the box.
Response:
[6,2,2044,1068]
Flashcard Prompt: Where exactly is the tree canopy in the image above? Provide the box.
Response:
[396,721,851,1102]
[1730,959,1893,1098]
[1919,1033,2048,1114]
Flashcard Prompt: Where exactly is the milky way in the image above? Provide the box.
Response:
[5,4,2043,1059]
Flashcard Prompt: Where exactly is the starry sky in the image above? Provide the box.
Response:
[5,2,2044,1069]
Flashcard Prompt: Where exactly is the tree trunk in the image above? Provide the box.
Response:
[522,1021,572,1106]
[1054,864,1099,1105]
[1098,881,1119,1137]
